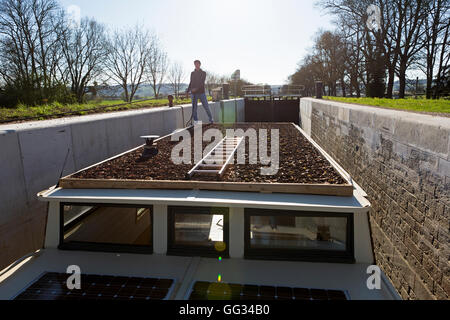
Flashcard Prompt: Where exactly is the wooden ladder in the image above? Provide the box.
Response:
[188,136,244,178]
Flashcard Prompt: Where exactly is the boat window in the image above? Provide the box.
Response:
[167,206,229,258]
[60,203,153,254]
[245,209,354,263]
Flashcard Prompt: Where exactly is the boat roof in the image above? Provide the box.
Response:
[38,187,370,213]
[57,123,355,197]
[0,249,399,300]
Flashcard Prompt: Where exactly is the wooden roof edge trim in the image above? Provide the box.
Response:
[58,178,354,197]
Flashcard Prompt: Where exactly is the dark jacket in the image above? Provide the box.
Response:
[187,69,206,94]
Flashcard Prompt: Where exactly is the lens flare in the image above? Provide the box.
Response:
[214,241,226,252]
[207,282,232,300]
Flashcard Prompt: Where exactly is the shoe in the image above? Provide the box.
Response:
[193,120,202,126]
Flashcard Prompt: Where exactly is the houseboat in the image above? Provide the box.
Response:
[0,123,399,300]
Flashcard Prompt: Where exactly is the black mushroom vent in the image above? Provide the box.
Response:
[140,135,160,160]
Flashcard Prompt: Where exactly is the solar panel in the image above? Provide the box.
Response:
[13,272,175,300]
[188,281,349,300]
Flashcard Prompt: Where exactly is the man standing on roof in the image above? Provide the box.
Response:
[186,60,214,124]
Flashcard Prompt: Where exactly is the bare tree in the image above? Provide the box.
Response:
[418,0,449,98]
[315,31,349,96]
[392,0,429,98]
[147,38,168,99]
[167,61,185,98]
[434,17,450,98]
[317,0,383,96]
[289,54,323,96]
[316,0,445,98]
[205,71,222,96]
[105,25,151,103]
[332,12,366,97]
[0,0,66,105]
[60,17,107,103]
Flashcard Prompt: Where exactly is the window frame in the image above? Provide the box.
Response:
[59,202,154,254]
[167,206,230,258]
[244,208,355,264]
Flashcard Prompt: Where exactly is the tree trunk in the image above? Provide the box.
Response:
[153,80,158,99]
[386,66,396,98]
[123,82,129,102]
[434,21,449,99]
[341,78,346,97]
[77,90,84,103]
[398,63,407,99]
[426,74,433,99]
[348,75,353,97]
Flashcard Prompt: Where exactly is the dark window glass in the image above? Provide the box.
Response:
[168,207,229,257]
[173,213,224,247]
[245,209,354,263]
[61,204,152,252]
[249,216,347,251]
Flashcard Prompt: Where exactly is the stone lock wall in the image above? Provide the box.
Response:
[300,98,449,300]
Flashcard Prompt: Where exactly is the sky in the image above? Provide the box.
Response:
[59,0,334,85]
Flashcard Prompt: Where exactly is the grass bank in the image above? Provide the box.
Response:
[0,97,196,123]
[324,96,450,114]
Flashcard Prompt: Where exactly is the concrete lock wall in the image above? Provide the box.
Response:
[0,99,245,270]
[300,98,449,300]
